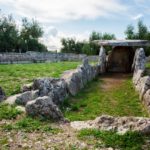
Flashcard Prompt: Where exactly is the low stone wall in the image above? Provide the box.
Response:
[133,48,150,113]
[0,52,99,64]
[14,58,100,120]
[71,115,150,134]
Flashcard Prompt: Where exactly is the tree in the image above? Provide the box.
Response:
[89,31,116,54]
[61,38,79,54]
[89,31,102,41]
[125,25,135,39]
[125,20,150,55]
[0,13,18,52]
[81,43,92,55]
[89,31,116,41]
[20,18,46,52]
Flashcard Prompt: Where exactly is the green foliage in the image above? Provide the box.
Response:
[61,31,115,55]
[0,61,80,96]
[89,31,116,41]
[125,20,150,55]
[0,103,22,120]
[0,14,18,52]
[61,38,84,54]
[0,11,47,52]
[63,76,148,121]
[3,117,61,133]
[78,129,149,150]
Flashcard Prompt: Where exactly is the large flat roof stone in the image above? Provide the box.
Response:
[94,40,150,47]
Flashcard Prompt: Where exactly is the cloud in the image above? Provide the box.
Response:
[0,0,127,23]
[40,26,90,51]
[0,0,129,51]
[132,14,143,20]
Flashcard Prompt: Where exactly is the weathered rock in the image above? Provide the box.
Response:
[4,94,21,105]
[0,86,6,102]
[71,115,150,134]
[143,89,150,112]
[62,69,84,96]
[135,76,150,100]
[21,83,33,92]
[33,78,68,105]
[15,90,39,106]
[62,58,99,96]
[133,69,144,85]
[26,96,64,121]
[132,48,146,73]
[98,46,106,73]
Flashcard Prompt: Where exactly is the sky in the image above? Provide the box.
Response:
[0,0,150,51]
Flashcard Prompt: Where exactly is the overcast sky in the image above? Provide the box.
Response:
[0,0,150,50]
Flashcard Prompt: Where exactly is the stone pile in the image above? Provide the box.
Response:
[132,48,150,113]
[13,58,100,120]
[71,115,150,134]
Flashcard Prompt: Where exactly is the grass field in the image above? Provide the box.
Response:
[0,62,149,149]
[78,129,150,150]
[63,74,148,121]
[0,62,80,96]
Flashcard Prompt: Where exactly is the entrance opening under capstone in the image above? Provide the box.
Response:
[107,46,135,73]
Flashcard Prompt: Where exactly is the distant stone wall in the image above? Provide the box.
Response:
[0,52,99,64]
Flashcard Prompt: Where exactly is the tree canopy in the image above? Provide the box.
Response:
[61,32,116,55]
[125,20,150,55]
[0,11,47,52]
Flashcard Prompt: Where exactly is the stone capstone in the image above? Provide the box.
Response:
[0,86,5,102]
[33,78,68,105]
[15,90,39,106]
[26,96,64,121]
[71,115,150,135]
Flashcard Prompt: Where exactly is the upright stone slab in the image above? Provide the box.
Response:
[132,48,146,73]
[133,48,146,85]
[98,46,106,73]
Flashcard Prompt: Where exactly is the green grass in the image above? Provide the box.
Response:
[2,117,61,133]
[0,62,80,96]
[78,129,150,150]
[63,76,148,121]
[0,103,22,120]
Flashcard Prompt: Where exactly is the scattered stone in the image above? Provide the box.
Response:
[15,90,39,106]
[21,83,33,92]
[71,115,150,135]
[15,106,26,112]
[4,94,21,105]
[0,86,6,102]
[26,96,64,121]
